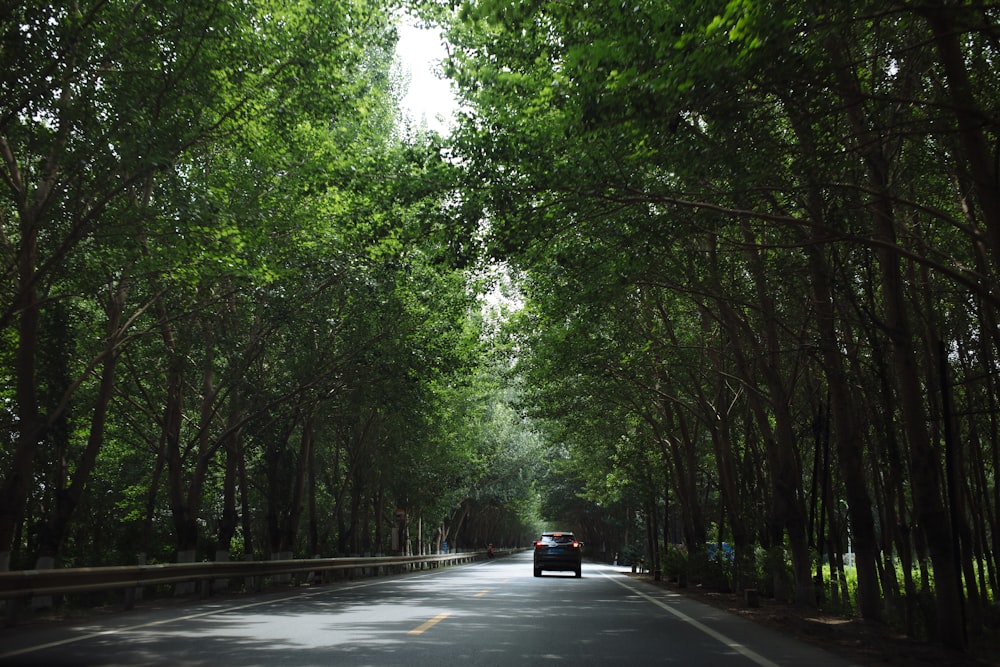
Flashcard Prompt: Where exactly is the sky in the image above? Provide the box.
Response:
[394,18,521,311]
[395,19,458,134]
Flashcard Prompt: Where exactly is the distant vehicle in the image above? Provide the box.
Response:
[533,532,582,577]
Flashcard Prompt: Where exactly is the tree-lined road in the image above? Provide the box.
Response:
[0,553,859,666]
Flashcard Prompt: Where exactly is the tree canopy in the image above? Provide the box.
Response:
[3,0,1000,657]
[444,0,1000,651]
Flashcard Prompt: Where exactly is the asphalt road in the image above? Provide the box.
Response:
[0,552,862,666]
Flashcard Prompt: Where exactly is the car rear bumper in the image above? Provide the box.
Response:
[534,556,582,570]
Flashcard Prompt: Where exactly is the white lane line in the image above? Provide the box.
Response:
[599,571,782,667]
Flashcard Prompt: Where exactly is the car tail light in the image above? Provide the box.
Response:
[534,541,545,548]
[572,541,579,548]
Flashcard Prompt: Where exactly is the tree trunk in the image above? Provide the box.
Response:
[875,193,964,647]
[142,435,167,559]
[827,26,966,647]
[811,400,829,606]
[939,342,982,637]
[806,245,883,621]
[37,286,125,562]
[734,224,815,608]
[308,422,319,556]
[279,414,314,554]
[644,494,660,581]
[265,419,298,555]
[864,328,920,636]
[164,361,195,554]
[0,222,42,569]
[713,407,754,590]
[919,6,1000,264]
[217,407,241,557]
[884,255,963,647]
[699,316,755,590]
[238,434,254,558]
[671,405,706,546]
[784,98,884,620]
[348,476,363,555]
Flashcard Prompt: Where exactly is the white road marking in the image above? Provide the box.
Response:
[599,571,782,667]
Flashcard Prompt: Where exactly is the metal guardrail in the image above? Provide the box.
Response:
[0,550,505,625]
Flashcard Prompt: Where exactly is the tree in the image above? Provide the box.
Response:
[1,0,493,575]
[1,0,292,569]
[444,0,1000,648]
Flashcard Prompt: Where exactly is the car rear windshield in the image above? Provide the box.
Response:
[540,534,575,544]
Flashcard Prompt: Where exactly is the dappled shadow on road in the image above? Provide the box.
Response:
[3,559,811,666]
[0,560,599,666]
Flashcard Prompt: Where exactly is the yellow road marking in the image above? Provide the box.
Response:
[408,612,452,635]
[474,589,489,597]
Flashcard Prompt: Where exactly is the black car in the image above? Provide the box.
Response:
[533,532,582,577]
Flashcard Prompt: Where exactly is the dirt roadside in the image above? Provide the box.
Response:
[633,575,998,667]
